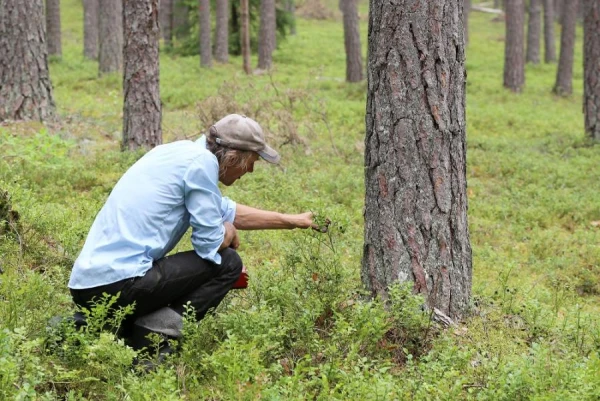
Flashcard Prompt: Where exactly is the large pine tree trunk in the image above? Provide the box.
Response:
[584,0,600,140]
[363,0,471,320]
[504,0,525,92]
[99,0,123,74]
[340,0,363,82]
[46,0,62,57]
[160,0,173,48]
[241,0,251,74]
[257,0,275,70]
[543,0,556,62]
[214,0,229,63]
[199,0,212,67]
[123,0,162,150]
[0,0,55,121]
[83,0,99,59]
[553,0,577,95]
[526,0,541,64]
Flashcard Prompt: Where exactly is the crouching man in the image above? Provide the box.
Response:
[68,114,314,354]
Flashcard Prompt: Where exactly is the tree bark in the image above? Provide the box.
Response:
[340,0,363,82]
[583,0,600,140]
[172,0,190,39]
[241,0,251,74]
[257,0,275,70]
[99,0,123,74]
[214,0,229,62]
[504,0,525,92]
[0,0,55,121]
[83,0,99,59]
[46,0,62,57]
[363,0,472,320]
[543,0,556,62]
[553,0,577,95]
[160,0,173,48]
[526,0,541,64]
[123,0,162,151]
[463,0,471,46]
[199,0,212,67]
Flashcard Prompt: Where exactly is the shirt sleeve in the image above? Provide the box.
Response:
[221,197,237,224]
[183,155,225,264]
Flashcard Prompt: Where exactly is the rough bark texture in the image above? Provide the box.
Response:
[99,0,123,74]
[543,0,556,62]
[83,0,99,59]
[199,0,212,67]
[504,0,525,92]
[257,0,276,70]
[363,0,472,320]
[160,0,173,47]
[214,0,229,62]
[46,0,62,57]
[463,0,470,45]
[526,0,541,64]
[0,0,55,121]
[553,0,577,95]
[340,0,363,82]
[241,0,251,74]
[584,0,600,140]
[123,0,162,150]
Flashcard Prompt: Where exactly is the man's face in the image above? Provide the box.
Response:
[219,153,260,186]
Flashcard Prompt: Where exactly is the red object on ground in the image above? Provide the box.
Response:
[231,265,248,289]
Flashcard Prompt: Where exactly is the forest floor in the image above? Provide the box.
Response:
[0,1,599,399]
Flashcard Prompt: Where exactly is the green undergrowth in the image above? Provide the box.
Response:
[1,0,599,399]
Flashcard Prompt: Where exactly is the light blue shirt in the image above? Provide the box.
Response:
[68,136,236,289]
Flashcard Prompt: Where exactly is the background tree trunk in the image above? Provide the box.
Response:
[553,0,577,95]
[526,0,541,64]
[123,0,162,150]
[0,0,55,121]
[257,0,275,70]
[583,0,600,140]
[340,0,363,82]
[287,0,296,35]
[46,0,62,57]
[99,0,123,74]
[241,0,251,74]
[199,0,212,67]
[363,0,472,320]
[214,0,229,63]
[83,0,99,59]
[554,0,563,23]
[172,0,190,39]
[504,0,525,92]
[160,0,173,48]
[543,0,556,62]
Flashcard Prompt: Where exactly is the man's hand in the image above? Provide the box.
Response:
[220,222,240,250]
[289,212,316,229]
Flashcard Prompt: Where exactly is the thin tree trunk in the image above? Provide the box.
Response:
[83,0,99,59]
[554,0,563,23]
[199,0,212,67]
[160,0,173,48]
[240,0,251,74]
[543,0,556,62]
[526,0,541,64]
[287,0,296,35]
[583,0,600,140]
[340,0,363,82]
[257,0,275,70]
[214,0,229,62]
[363,0,471,320]
[0,0,55,121]
[46,0,62,57]
[553,0,577,95]
[123,0,162,150]
[172,0,190,39]
[504,0,525,92]
[99,0,123,74]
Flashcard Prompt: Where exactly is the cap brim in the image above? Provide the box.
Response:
[258,145,280,164]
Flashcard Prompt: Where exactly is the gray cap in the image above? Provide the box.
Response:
[210,114,280,164]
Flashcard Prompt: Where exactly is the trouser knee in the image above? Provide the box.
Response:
[219,248,243,278]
